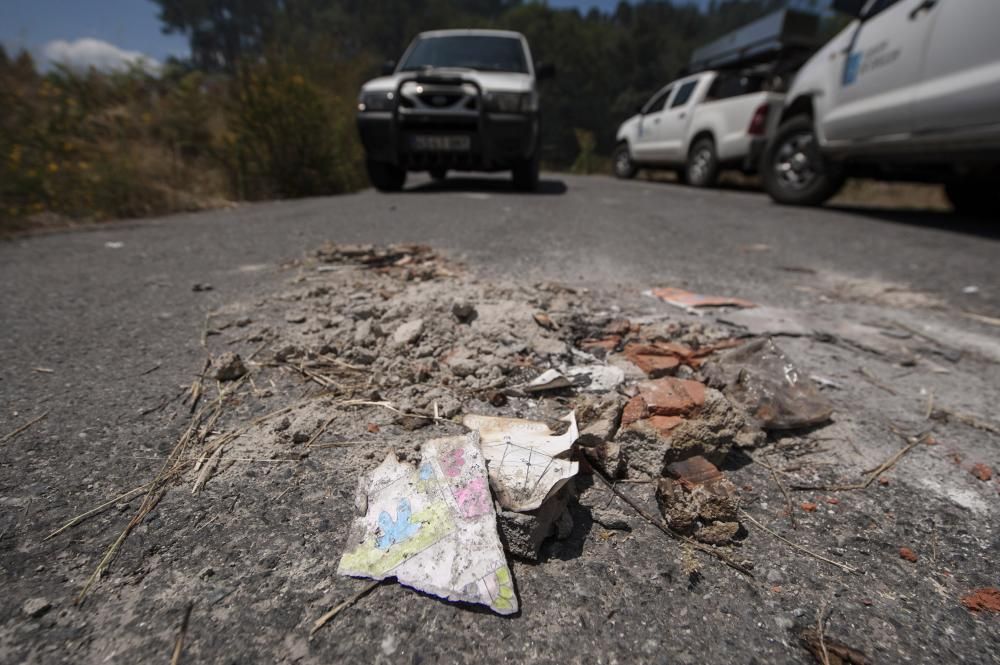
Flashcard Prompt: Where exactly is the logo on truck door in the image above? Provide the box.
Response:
[842,40,901,86]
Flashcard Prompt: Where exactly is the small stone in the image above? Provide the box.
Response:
[273,417,291,433]
[766,569,783,584]
[899,547,918,562]
[192,283,213,292]
[291,430,310,444]
[452,302,477,323]
[199,567,215,579]
[533,312,557,330]
[285,311,307,324]
[695,520,739,545]
[487,391,508,407]
[800,501,818,512]
[392,319,424,346]
[213,352,247,381]
[274,345,300,362]
[235,317,252,327]
[367,423,380,433]
[22,598,51,618]
[354,320,374,346]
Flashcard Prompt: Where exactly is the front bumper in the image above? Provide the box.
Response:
[357,75,538,171]
[358,111,537,171]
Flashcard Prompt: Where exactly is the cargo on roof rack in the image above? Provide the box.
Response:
[688,9,820,73]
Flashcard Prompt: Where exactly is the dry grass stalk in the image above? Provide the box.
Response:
[170,602,194,665]
[2,411,49,443]
[310,581,381,637]
[740,511,858,574]
[44,483,150,541]
[792,430,930,492]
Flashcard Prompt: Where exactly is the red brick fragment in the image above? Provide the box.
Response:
[645,415,685,439]
[666,455,723,485]
[800,502,817,512]
[624,343,681,377]
[971,463,993,481]
[637,377,706,417]
[621,395,648,427]
[961,587,1000,613]
[899,547,918,562]
[580,336,620,356]
[366,423,380,433]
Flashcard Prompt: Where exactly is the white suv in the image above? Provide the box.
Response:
[356,29,553,192]
[762,0,1000,215]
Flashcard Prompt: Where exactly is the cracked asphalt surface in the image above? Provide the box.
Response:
[2,173,998,664]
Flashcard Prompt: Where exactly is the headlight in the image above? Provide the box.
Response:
[358,90,395,112]
[484,91,537,113]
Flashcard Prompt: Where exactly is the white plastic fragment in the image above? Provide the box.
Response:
[337,432,517,615]
[524,368,572,392]
[463,411,579,512]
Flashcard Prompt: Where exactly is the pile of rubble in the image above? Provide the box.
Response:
[208,243,834,614]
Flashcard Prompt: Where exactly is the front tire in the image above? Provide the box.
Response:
[366,161,406,192]
[512,154,540,191]
[763,115,844,206]
[945,181,993,217]
[686,138,719,188]
[613,142,638,179]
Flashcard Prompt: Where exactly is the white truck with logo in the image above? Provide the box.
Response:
[613,68,783,186]
[356,29,553,192]
[762,0,1000,215]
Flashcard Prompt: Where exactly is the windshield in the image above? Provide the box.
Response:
[399,35,528,73]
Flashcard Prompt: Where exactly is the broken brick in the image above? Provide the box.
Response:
[621,395,648,426]
[666,455,723,486]
[800,502,817,512]
[644,415,685,439]
[580,335,621,357]
[637,377,706,417]
[626,349,680,378]
[366,423,380,433]
[899,547,918,562]
[961,587,1000,613]
[971,463,993,481]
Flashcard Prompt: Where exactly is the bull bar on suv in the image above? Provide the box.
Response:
[357,72,538,172]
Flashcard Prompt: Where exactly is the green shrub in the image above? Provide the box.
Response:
[225,61,365,200]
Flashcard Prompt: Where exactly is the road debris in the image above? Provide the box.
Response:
[338,433,517,615]
[961,587,1000,613]
[524,368,572,393]
[212,352,248,381]
[704,337,833,430]
[651,287,756,310]
[800,626,870,665]
[463,412,579,512]
[2,411,49,443]
[970,463,993,482]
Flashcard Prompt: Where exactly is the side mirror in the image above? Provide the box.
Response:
[381,60,396,76]
[535,62,555,80]
[831,0,865,17]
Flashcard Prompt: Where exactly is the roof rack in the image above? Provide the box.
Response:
[688,9,821,74]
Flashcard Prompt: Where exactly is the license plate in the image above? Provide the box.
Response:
[409,135,471,152]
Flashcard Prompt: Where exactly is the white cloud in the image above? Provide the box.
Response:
[42,38,160,74]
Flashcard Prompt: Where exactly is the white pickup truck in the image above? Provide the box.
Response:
[613,68,784,187]
[762,0,1000,215]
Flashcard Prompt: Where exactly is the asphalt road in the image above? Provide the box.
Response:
[2,173,999,663]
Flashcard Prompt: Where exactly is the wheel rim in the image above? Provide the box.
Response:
[774,131,819,191]
[689,147,713,183]
[615,149,632,176]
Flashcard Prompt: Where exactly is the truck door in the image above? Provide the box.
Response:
[632,85,674,161]
[822,0,935,143]
[658,77,702,161]
[911,0,1000,134]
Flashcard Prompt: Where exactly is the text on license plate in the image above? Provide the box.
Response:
[410,135,471,151]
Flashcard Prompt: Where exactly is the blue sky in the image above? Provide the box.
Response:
[0,0,720,69]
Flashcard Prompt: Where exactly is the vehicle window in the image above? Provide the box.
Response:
[863,0,901,19]
[643,87,672,114]
[399,36,528,73]
[706,72,765,100]
[670,80,698,108]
